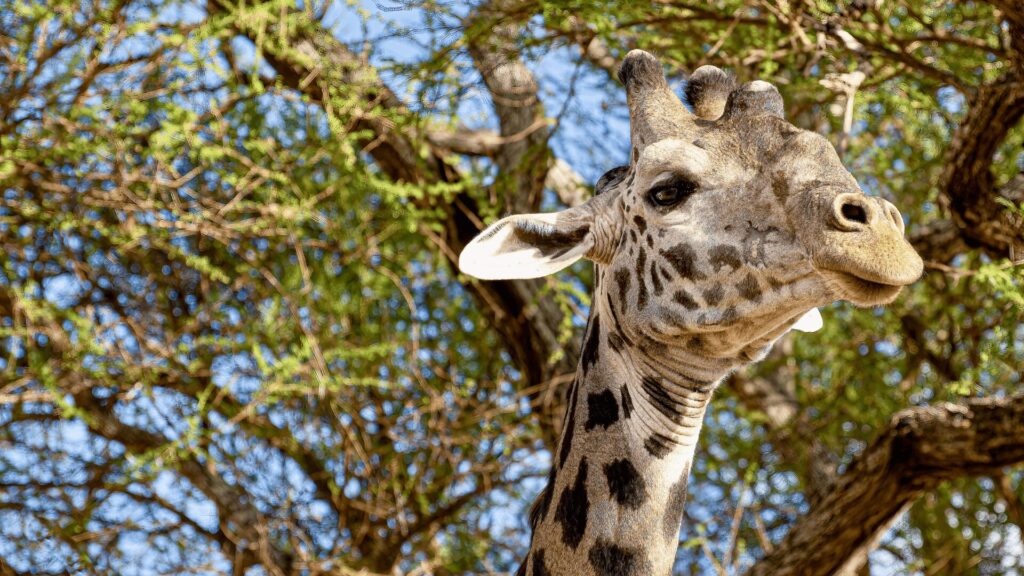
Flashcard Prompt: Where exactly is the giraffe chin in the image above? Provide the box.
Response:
[819,269,905,307]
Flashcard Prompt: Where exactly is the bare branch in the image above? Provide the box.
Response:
[71,387,290,573]
[207,1,580,431]
[747,395,1024,576]
[988,1,1024,71]
[545,158,590,208]
[466,0,553,215]
[728,347,837,506]
[425,120,548,157]
[939,77,1024,260]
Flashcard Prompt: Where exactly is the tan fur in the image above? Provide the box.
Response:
[461,50,922,576]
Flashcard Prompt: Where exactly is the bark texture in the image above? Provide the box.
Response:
[207,2,1023,572]
[209,0,580,450]
[747,395,1024,576]
[940,76,1024,260]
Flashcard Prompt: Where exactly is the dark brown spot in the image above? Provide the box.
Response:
[644,434,672,459]
[585,389,619,431]
[708,244,742,272]
[660,243,706,280]
[720,306,738,325]
[636,248,648,309]
[581,315,601,374]
[555,458,589,550]
[633,215,647,234]
[608,331,625,352]
[650,260,663,296]
[532,549,549,576]
[672,290,698,310]
[663,468,690,543]
[703,285,724,306]
[558,380,580,467]
[614,268,631,306]
[605,293,635,348]
[737,272,763,302]
[589,539,649,576]
[529,465,557,530]
[687,336,705,351]
[604,459,647,510]
[641,376,685,424]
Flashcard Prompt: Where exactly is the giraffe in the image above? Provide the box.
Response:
[458,50,923,576]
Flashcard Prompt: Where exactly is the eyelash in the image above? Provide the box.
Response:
[647,177,698,207]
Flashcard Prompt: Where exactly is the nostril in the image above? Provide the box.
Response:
[840,202,868,225]
[886,203,905,233]
[831,193,877,231]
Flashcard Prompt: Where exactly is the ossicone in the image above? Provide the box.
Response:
[722,80,785,119]
[617,50,695,159]
[685,65,735,120]
[618,50,668,91]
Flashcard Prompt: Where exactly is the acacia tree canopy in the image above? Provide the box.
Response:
[1,1,1023,574]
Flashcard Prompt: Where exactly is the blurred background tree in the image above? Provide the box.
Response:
[0,0,1022,574]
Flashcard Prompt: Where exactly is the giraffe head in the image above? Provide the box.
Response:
[460,50,922,359]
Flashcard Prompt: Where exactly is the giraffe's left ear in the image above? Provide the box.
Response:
[458,208,597,280]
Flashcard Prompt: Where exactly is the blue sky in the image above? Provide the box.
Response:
[7,1,1021,574]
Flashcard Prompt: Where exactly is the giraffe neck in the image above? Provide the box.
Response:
[522,296,744,576]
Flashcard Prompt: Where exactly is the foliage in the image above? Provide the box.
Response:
[0,0,1021,574]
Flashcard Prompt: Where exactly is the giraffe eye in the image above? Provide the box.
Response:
[648,178,697,207]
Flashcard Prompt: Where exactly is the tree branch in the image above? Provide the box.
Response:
[725,341,875,574]
[424,120,548,157]
[545,158,590,207]
[207,2,580,449]
[71,387,291,574]
[747,395,1024,576]
[728,360,837,507]
[939,76,1024,260]
[466,0,552,215]
[989,1,1024,72]
[908,219,970,264]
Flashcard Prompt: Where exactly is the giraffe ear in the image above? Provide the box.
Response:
[459,209,595,280]
[790,308,823,333]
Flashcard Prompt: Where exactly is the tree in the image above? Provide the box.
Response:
[0,0,1021,574]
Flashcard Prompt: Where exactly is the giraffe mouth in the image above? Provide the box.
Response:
[819,269,904,306]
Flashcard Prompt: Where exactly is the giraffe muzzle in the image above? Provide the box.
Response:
[813,193,923,306]
[830,193,905,235]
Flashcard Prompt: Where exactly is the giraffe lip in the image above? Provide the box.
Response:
[819,269,904,306]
